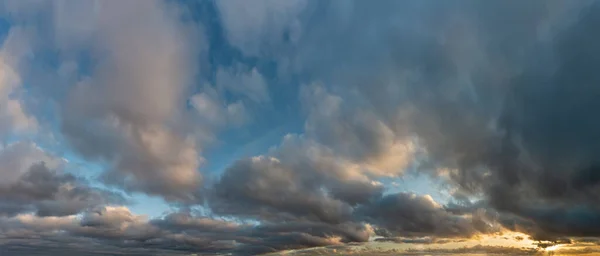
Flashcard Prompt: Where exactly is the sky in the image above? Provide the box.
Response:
[3,0,600,255]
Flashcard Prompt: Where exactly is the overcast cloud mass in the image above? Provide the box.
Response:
[1,0,600,255]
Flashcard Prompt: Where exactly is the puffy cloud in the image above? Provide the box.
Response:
[57,1,202,201]
[211,134,389,223]
[300,83,418,176]
[2,0,205,201]
[212,155,355,223]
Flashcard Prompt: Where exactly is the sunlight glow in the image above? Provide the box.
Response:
[545,244,563,252]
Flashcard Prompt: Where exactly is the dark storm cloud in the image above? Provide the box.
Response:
[438,1,600,241]
[208,0,600,245]
[356,192,501,238]
[219,0,600,243]
[205,1,600,245]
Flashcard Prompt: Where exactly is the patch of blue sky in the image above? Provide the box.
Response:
[59,150,175,218]
[128,193,174,218]
[380,174,451,205]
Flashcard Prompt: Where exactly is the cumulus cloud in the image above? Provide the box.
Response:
[0,141,126,217]
[213,155,354,223]
[57,1,203,201]
[300,83,418,176]
[2,0,206,201]
[211,134,390,223]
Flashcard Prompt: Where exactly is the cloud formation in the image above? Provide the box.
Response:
[3,0,600,255]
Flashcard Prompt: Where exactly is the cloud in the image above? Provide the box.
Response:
[0,141,63,184]
[0,206,373,256]
[210,134,390,223]
[189,83,251,130]
[215,0,600,244]
[0,141,126,217]
[0,26,37,136]
[216,65,270,104]
[300,83,418,176]
[4,0,600,254]
[356,192,499,238]
[59,1,203,201]
[2,0,206,202]
[215,0,307,56]
[212,155,356,223]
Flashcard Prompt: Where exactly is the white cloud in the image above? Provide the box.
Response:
[48,1,204,201]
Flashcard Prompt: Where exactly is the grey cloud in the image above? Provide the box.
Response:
[0,141,63,184]
[0,141,125,217]
[210,128,497,248]
[2,0,205,202]
[0,207,373,256]
[215,0,600,243]
[5,0,600,253]
[300,83,417,176]
[212,155,354,223]
[0,162,127,217]
[60,1,203,201]
[356,192,495,238]
[456,2,600,241]
[211,134,386,223]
